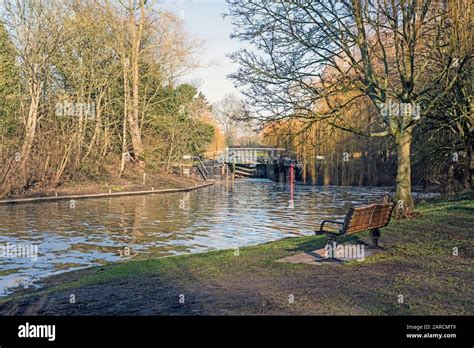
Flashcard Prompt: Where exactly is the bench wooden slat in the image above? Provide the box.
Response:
[345,203,394,235]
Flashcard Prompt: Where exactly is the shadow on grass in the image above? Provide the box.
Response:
[286,234,365,254]
[446,205,474,213]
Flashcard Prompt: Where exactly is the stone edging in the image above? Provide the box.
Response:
[0,182,214,205]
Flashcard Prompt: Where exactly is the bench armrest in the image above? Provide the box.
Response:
[316,220,344,234]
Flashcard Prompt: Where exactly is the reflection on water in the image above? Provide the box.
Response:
[0,179,389,295]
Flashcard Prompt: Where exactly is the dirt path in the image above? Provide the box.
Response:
[0,261,401,315]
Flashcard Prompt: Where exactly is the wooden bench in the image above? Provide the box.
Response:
[315,203,395,249]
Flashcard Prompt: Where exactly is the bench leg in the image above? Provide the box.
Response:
[369,228,385,250]
[320,238,345,263]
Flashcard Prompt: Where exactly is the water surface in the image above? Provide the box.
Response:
[0,179,390,295]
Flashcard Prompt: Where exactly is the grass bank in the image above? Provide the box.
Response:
[0,196,472,315]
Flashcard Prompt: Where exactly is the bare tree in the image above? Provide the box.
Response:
[3,0,69,173]
[0,0,210,197]
[227,0,471,216]
[213,94,243,146]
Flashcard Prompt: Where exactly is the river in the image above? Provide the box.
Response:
[0,179,392,295]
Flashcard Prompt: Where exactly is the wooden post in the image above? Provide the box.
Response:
[289,163,295,184]
[143,172,146,185]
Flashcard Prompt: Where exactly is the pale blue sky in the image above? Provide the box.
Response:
[160,0,242,104]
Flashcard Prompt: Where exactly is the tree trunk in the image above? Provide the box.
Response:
[323,161,331,185]
[302,153,307,184]
[20,79,42,172]
[127,0,145,169]
[394,129,414,218]
[467,141,473,190]
[84,93,103,160]
[120,60,130,178]
[129,53,144,167]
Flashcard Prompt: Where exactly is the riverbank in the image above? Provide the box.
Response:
[0,194,472,315]
[1,166,205,202]
[0,182,214,205]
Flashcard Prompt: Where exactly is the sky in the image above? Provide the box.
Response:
[160,0,243,104]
